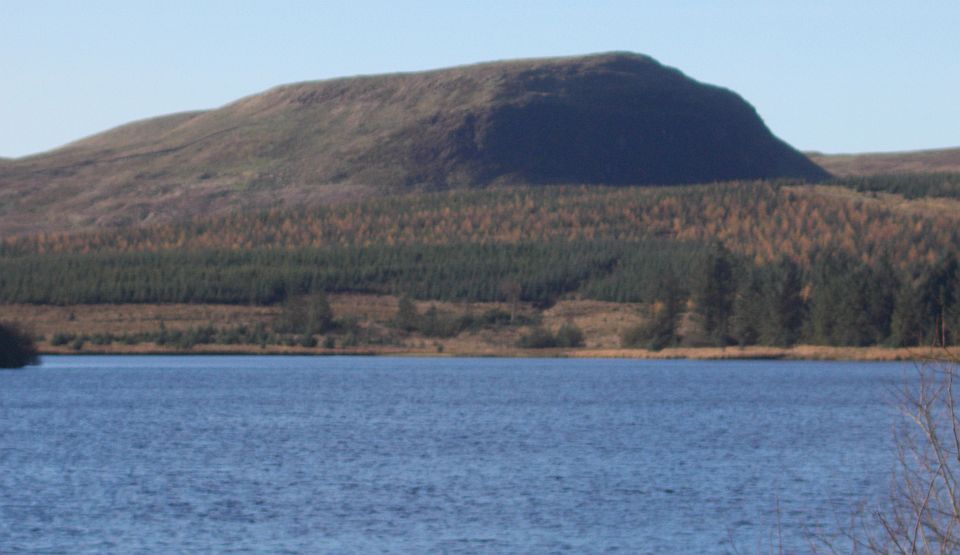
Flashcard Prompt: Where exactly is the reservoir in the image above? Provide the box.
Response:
[0,356,915,553]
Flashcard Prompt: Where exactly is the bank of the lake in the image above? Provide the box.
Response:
[31,342,960,362]
[35,342,958,361]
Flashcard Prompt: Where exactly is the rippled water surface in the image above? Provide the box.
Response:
[0,356,915,553]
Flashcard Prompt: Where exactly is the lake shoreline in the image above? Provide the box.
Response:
[36,343,957,362]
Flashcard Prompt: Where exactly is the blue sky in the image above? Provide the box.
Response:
[2,1,957,158]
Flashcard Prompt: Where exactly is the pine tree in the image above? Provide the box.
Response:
[306,292,335,334]
[862,257,899,344]
[807,254,884,347]
[394,295,419,332]
[890,281,924,347]
[694,244,737,345]
[731,267,763,346]
[918,255,958,346]
[630,279,683,351]
[761,260,805,347]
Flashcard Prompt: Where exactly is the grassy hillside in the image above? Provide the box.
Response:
[810,147,960,176]
[830,172,960,200]
[0,52,825,236]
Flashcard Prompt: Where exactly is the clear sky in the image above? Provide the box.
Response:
[2,0,957,158]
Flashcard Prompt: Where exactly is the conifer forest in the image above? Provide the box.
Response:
[3,175,959,349]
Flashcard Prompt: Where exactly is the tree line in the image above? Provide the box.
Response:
[3,178,958,273]
[623,247,960,349]
[0,241,698,306]
[3,239,958,347]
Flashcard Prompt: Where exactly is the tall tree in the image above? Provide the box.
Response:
[394,295,419,332]
[306,292,335,334]
[862,256,900,344]
[889,280,925,347]
[694,243,737,345]
[275,292,335,335]
[918,255,958,346]
[731,267,763,346]
[807,254,880,346]
[761,259,805,347]
[644,278,684,351]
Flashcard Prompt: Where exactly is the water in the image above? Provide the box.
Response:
[0,356,916,553]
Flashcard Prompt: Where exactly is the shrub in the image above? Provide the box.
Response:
[462,308,539,331]
[479,308,514,327]
[50,332,73,346]
[555,322,585,348]
[0,322,39,368]
[621,300,680,351]
[275,293,335,334]
[517,327,558,349]
[419,305,463,338]
[90,333,114,345]
[393,296,419,332]
[621,322,677,351]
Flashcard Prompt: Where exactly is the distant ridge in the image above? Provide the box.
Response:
[810,147,960,176]
[0,52,827,235]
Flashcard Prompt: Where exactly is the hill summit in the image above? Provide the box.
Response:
[0,52,827,235]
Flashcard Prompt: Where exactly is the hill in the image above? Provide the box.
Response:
[0,52,827,236]
[810,147,960,176]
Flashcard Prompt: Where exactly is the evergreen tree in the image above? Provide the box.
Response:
[418,305,462,338]
[863,256,900,344]
[761,259,805,346]
[275,292,335,335]
[420,305,441,337]
[918,255,958,346]
[394,295,419,332]
[306,292,335,334]
[807,254,874,346]
[622,279,683,351]
[731,267,763,346]
[889,281,925,347]
[694,244,737,345]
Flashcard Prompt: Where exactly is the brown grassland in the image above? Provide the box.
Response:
[810,147,960,176]
[5,295,954,361]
